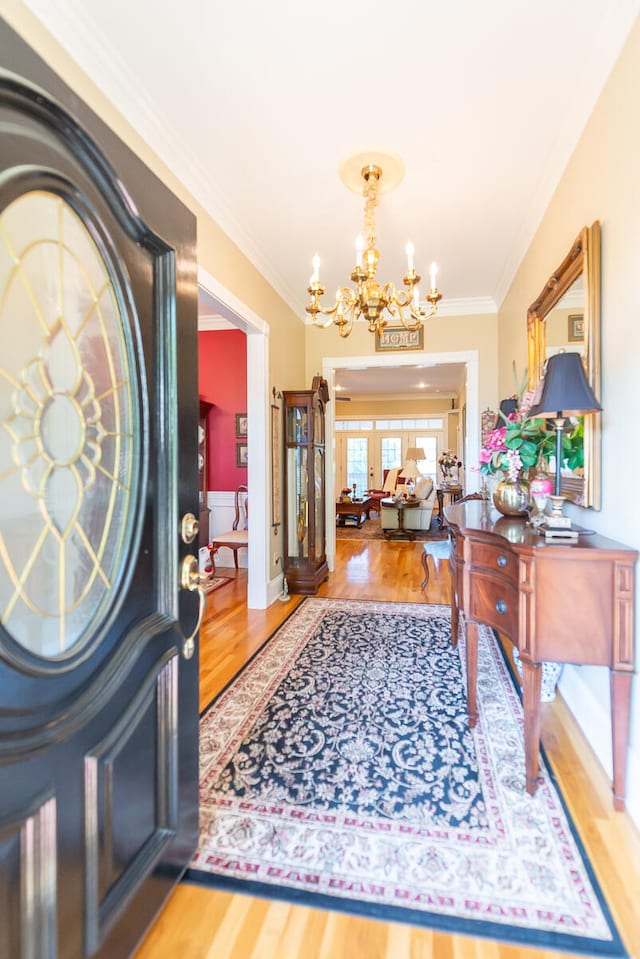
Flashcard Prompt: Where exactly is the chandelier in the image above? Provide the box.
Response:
[305,155,442,338]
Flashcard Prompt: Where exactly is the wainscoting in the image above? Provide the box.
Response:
[207,490,248,569]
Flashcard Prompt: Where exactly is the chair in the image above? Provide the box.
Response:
[209,485,248,571]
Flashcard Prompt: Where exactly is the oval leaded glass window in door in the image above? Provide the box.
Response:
[0,191,137,659]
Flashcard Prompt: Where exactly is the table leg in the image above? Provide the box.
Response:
[611,669,631,811]
[437,488,444,528]
[465,620,479,728]
[421,549,430,588]
[450,595,459,647]
[522,659,542,796]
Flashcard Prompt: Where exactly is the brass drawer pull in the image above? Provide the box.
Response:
[496,599,507,615]
[497,555,507,568]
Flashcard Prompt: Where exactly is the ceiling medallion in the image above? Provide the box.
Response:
[305,151,442,338]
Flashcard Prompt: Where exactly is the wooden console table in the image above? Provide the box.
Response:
[445,500,637,810]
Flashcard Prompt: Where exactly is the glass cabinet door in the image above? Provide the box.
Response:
[282,382,328,594]
[287,405,308,444]
[314,446,325,561]
[286,445,308,562]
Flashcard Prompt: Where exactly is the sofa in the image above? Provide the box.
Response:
[380,475,436,535]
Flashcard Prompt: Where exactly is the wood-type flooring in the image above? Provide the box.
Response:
[134,538,640,959]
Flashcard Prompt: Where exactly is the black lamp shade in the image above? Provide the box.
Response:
[528,351,602,418]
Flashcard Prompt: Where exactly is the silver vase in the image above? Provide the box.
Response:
[493,477,529,517]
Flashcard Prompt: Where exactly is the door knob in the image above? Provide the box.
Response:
[180,512,200,544]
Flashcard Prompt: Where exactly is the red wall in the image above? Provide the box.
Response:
[198,330,247,491]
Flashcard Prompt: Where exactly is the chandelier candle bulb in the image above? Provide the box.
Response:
[355,234,364,268]
[311,254,320,284]
[406,241,415,272]
[430,261,438,291]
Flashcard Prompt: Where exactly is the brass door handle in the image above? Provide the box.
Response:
[179,554,206,659]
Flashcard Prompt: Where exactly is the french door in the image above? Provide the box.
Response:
[337,427,445,491]
[0,19,200,959]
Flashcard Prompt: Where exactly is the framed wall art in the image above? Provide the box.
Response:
[235,412,248,438]
[236,443,248,467]
[374,326,424,352]
[568,313,584,342]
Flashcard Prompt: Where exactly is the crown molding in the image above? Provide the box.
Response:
[435,296,498,317]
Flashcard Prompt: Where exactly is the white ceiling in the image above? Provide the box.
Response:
[334,362,467,400]
[23,0,640,326]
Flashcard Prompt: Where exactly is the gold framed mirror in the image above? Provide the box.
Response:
[527,221,601,508]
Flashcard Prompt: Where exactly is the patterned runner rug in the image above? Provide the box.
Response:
[187,598,626,956]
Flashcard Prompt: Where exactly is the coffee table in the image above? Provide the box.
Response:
[335,497,372,527]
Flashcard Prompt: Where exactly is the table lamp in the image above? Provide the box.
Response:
[527,351,601,541]
[400,447,426,496]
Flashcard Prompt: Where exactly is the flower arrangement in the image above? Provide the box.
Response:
[479,388,553,482]
[480,364,583,483]
[439,450,462,475]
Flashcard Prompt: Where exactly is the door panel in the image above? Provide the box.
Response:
[0,18,199,959]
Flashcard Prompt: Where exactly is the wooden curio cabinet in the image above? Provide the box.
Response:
[198,399,213,549]
[282,377,329,594]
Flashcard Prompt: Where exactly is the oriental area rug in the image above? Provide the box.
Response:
[186,598,626,956]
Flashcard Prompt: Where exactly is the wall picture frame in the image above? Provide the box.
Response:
[235,413,248,438]
[236,443,248,467]
[568,313,584,342]
[374,326,424,352]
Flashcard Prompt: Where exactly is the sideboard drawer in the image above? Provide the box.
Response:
[469,572,518,638]
[469,540,517,578]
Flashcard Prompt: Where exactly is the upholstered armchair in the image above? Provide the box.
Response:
[380,476,436,534]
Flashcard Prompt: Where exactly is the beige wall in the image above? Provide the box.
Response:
[336,397,454,418]
[305,311,500,427]
[498,14,640,827]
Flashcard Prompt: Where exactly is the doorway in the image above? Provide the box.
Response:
[323,349,480,570]
[197,266,269,609]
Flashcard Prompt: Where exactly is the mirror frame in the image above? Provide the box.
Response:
[527,221,601,509]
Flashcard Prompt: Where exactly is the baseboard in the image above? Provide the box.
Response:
[267,573,285,606]
[560,664,640,829]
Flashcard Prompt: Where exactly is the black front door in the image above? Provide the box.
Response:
[0,19,201,959]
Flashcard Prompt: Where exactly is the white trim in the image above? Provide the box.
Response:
[197,266,269,608]
[198,267,268,336]
[266,573,286,606]
[335,392,458,405]
[323,350,479,571]
[198,315,235,331]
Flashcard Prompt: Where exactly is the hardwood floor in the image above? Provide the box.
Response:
[134,539,640,959]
